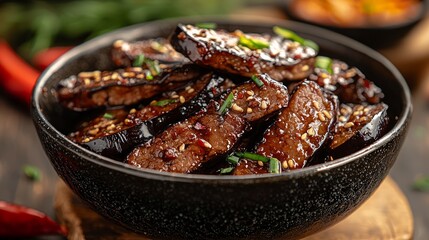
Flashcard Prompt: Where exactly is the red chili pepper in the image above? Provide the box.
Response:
[0,40,40,104]
[33,46,72,70]
[0,201,67,237]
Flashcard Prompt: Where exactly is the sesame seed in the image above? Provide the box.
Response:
[323,110,332,119]
[261,100,268,110]
[288,160,295,169]
[301,65,309,71]
[340,108,349,115]
[129,108,136,114]
[102,75,111,81]
[113,40,124,48]
[79,72,94,78]
[353,111,362,116]
[282,161,289,169]
[200,139,212,149]
[185,86,191,90]
[330,156,334,161]
[356,105,364,111]
[187,88,195,94]
[258,161,264,167]
[339,116,347,122]
[106,124,116,131]
[150,100,157,105]
[318,112,326,121]
[312,101,320,110]
[88,128,99,135]
[344,122,355,128]
[132,67,143,72]
[122,72,130,78]
[246,107,253,114]
[246,90,254,96]
[246,96,254,101]
[83,78,91,85]
[124,119,133,124]
[82,138,91,143]
[232,103,244,113]
[307,127,315,136]
[301,133,307,140]
[359,116,367,122]
[179,144,185,152]
[179,96,185,103]
[136,74,144,79]
[111,72,119,80]
[172,94,179,99]
[320,73,329,78]
[364,107,370,113]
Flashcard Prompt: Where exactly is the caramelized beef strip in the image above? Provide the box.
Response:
[170,24,316,81]
[309,59,383,104]
[329,103,389,158]
[57,64,202,111]
[111,38,187,66]
[72,74,232,159]
[234,81,338,175]
[127,74,289,173]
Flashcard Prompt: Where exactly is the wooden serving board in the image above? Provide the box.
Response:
[54,177,413,240]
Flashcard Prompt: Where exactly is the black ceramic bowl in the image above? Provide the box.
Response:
[31,17,411,240]
[281,0,427,49]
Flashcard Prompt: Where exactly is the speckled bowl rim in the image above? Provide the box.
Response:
[32,17,412,184]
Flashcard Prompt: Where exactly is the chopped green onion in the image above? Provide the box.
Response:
[315,56,333,74]
[251,75,264,87]
[145,71,153,80]
[227,155,240,165]
[269,158,282,174]
[235,152,270,163]
[151,99,177,107]
[133,54,145,67]
[195,22,217,29]
[23,165,41,181]
[103,113,114,119]
[218,92,234,115]
[147,59,161,76]
[220,167,234,174]
[238,35,270,50]
[273,26,319,51]
[412,176,429,192]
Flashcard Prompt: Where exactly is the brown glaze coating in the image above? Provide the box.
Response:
[235,81,338,175]
[111,38,187,66]
[309,59,383,104]
[57,64,202,111]
[127,74,289,173]
[170,24,316,81]
[330,103,389,158]
[68,75,217,144]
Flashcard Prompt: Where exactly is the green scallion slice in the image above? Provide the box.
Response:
[251,75,264,87]
[195,22,217,29]
[235,152,270,163]
[269,158,282,174]
[133,54,145,67]
[238,35,270,50]
[147,59,161,76]
[220,167,234,174]
[151,99,177,107]
[273,26,319,51]
[412,176,429,192]
[23,165,41,181]
[103,113,114,119]
[218,92,234,115]
[315,56,333,74]
[145,71,153,80]
[227,155,240,165]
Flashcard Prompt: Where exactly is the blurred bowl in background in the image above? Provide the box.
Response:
[281,0,427,48]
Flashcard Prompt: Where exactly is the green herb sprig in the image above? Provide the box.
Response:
[218,92,234,115]
[23,165,41,181]
[238,35,270,50]
[315,56,333,74]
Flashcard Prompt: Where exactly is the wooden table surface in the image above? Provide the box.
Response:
[1,7,429,240]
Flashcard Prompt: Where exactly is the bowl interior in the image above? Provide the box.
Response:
[33,17,411,180]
